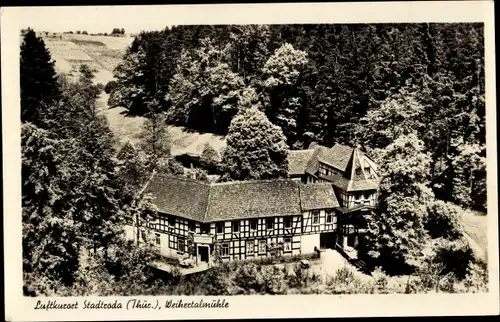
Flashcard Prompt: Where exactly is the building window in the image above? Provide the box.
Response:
[201,223,210,234]
[155,233,161,245]
[140,230,147,241]
[284,237,292,252]
[221,243,229,257]
[266,218,274,230]
[246,240,254,254]
[188,221,196,232]
[216,222,224,234]
[159,218,167,232]
[284,216,293,229]
[169,235,176,249]
[232,221,240,233]
[178,237,185,254]
[258,240,267,254]
[365,167,371,174]
[354,192,361,200]
[355,168,362,176]
[168,217,175,227]
[363,191,371,199]
[326,210,335,223]
[250,219,257,231]
[312,210,320,225]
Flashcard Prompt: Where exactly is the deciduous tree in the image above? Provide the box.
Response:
[221,106,289,181]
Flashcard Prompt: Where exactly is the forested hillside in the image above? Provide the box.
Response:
[21,24,488,296]
[110,23,485,211]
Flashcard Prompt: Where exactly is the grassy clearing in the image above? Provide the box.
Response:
[45,33,132,84]
[96,95,226,156]
[46,33,225,156]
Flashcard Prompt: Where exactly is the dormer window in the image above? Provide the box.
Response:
[355,168,362,176]
[365,167,371,174]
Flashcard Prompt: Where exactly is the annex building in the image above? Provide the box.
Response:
[125,144,379,266]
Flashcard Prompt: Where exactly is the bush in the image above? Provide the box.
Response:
[200,143,221,174]
[167,159,185,176]
[261,265,287,294]
[326,265,374,294]
[107,88,125,108]
[104,80,118,94]
[234,262,263,292]
[424,200,462,240]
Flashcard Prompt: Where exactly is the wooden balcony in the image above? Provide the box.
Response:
[337,203,375,214]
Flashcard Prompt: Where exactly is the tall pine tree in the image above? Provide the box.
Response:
[20,28,61,125]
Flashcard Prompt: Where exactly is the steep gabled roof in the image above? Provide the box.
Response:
[288,149,317,176]
[302,144,367,175]
[144,174,340,222]
[339,146,379,192]
[144,174,210,222]
[299,183,340,211]
[304,147,324,175]
[318,144,356,172]
[206,179,302,221]
[290,143,379,192]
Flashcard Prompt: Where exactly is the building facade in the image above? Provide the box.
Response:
[127,144,379,265]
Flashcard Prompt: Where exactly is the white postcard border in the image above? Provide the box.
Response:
[2,2,499,321]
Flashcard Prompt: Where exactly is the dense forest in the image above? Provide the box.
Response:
[21,23,488,296]
[109,23,486,211]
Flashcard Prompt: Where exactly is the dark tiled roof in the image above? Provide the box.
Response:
[288,149,317,176]
[206,179,302,221]
[318,144,360,172]
[304,147,323,175]
[302,144,364,175]
[320,174,379,192]
[144,174,210,222]
[299,183,340,211]
[144,174,343,222]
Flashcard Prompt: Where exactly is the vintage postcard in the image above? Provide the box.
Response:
[2,2,499,321]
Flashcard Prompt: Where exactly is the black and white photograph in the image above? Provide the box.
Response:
[2,2,499,321]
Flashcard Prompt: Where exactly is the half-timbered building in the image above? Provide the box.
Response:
[288,143,380,248]
[126,144,379,266]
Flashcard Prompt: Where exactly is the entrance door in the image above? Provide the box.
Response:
[199,246,209,262]
[320,233,327,249]
[320,232,336,249]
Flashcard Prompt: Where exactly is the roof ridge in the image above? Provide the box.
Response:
[202,183,212,223]
[155,172,211,186]
[210,178,296,186]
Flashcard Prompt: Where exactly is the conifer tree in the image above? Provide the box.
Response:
[20,28,61,126]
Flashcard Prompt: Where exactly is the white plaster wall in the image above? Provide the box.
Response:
[123,225,135,242]
[301,233,320,254]
[160,233,170,257]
